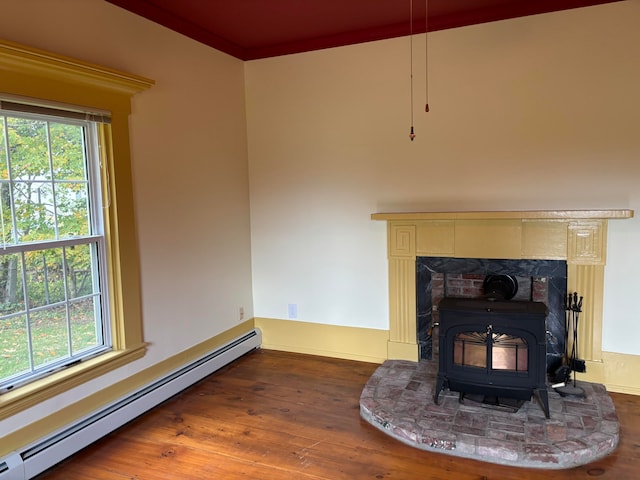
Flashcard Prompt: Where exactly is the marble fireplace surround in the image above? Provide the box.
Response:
[371,210,633,384]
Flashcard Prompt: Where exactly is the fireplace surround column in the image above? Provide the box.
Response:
[387,224,418,360]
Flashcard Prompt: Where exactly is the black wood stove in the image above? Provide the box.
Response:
[434,296,550,418]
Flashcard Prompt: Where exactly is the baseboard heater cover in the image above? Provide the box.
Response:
[0,328,261,480]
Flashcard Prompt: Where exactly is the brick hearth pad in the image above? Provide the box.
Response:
[360,359,619,469]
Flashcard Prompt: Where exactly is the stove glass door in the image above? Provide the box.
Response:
[453,330,528,372]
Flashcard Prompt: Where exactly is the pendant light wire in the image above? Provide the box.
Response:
[425,0,430,112]
[409,0,416,141]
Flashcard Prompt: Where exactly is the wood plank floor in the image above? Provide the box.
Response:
[37,349,640,479]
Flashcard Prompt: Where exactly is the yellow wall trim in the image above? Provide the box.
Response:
[578,351,640,395]
[0,38,154,98]
[387,340,419,361]
[254,317,387,364]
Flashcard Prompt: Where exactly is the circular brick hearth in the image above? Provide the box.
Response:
[359,359,619,469]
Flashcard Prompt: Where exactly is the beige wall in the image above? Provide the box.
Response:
[0,0,253,435]
[246,2,640,349]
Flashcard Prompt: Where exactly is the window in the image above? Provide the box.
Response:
[0,105,110,392]
[0,39,153,421]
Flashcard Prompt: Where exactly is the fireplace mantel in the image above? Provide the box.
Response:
[372,209,634,382]
[372,210,633,221]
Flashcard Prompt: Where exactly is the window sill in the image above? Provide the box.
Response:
[0,344,147,421]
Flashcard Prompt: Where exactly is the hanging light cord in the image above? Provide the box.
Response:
[409,0,416,141]
[425,0,430,113]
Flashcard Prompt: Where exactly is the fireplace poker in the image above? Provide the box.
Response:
[555,292,586,397]
[571,293,582,385]
[551,293,574,385]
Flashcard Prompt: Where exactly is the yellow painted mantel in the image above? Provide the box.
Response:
[372,210,635,391]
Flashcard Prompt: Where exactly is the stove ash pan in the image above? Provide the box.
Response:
[434,297,550,418]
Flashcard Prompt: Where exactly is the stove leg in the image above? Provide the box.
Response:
[535,388,550,418]
[434,376,444,405]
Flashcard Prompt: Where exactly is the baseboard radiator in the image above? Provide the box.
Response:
[0,328,262,480]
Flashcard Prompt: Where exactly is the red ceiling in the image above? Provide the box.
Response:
[105,0,622,60]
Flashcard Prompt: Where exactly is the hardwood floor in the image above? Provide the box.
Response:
[37,349,640,479]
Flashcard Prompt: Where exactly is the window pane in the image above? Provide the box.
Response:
[0,182,13,244]
[7,117,49,180]
[0,253,26,314]
[50,123,86,181]
[27,247,65,308]
[70,297,100,354]
[0,315,30,380]
[56,182,89,237]
[30,305,68,368]
[65,243,98,299]
[13,181,56,243]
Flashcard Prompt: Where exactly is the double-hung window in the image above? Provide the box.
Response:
[0,102,110,392]
[0,39,152,423]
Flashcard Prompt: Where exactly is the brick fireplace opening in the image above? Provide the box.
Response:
[417,257,567,374]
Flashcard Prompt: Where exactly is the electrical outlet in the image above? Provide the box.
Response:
[287,303,298,319]
[239,307,244,320]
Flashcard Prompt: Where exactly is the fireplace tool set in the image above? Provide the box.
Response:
[553,292,587,397]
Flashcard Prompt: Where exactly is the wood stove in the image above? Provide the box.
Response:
[434,296,550,418]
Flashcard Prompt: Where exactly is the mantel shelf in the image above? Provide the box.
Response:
[371,210,634,221]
